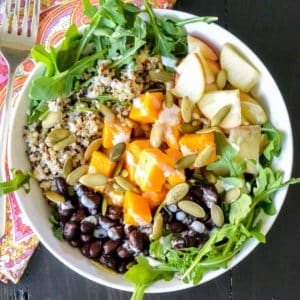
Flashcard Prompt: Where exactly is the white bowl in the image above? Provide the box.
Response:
[8,9,293,293]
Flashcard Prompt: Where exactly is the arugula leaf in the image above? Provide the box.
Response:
[82,0,97,18]
[207,132,246,177]
[229,194,252,224]
[124,256,174,300]
[31,45,56,76]
[0,169,31,196]
[176,16,218,26]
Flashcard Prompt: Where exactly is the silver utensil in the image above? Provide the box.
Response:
[0,0,40,238]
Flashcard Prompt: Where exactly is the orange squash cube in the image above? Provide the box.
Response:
[179,132,217,166]
[102,120,132,149]
[165,148,183,164]
[129,92,164,124]
[125,140,151,182]
[142,186,168,210]
[123,191,152,226]
[89,151,116,177]
[165,126,181,150]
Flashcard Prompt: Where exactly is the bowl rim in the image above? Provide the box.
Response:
[8,8,294,293]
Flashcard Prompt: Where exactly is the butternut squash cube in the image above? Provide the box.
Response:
[124,191,152,225]
[179,132,217,165]
[129,92,164,124]
[89,151,116,177]
[166,148,183,164]
[142,186,168,210]
[102,120,132,149]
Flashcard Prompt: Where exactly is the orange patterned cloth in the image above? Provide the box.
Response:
[0,0,176,284]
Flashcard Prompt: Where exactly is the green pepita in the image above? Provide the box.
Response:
[194,145,216,168]
[178,200,206,219]
[204,171,217,184]
[109,142,126,162]
[96,103,115,122]
[45,128,70,146]
[164,183,190,205]
[66,165,89,185]
[114,176,135,192]
[175,154,197,169]
[211,203,225,227]
[180,122,201,134]
[150,123,164,148]
[165,82,174,108]
[181,97,194,123]
[224,188,241,204]
[150,213,163,240]
[45,191,65,204]
[53,135,76,151]
[42,111,62,129]
[149,69,173,82]
[84,138,102,161]
[102,196,108,216]
[211,105,231,127]
[79,173,108,187]
[216,69,227,90]
[63,157,73,179]
[113,159,124,177]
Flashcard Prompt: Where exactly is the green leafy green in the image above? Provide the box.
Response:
[0,169,31,196]
[207,132,246,177]
[229,194,252,224]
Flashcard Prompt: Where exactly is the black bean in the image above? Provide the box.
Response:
[69,240,82,248]
[81,243,91,257]
[80,233,93,243]
[166,222,186,233]
[161,209,171,224]
[99,255,118,270]
[99,216,117,230]
[58,206,74,219]
[117,246,132,259]
[85,192,101,206]
[190,186,203,200]
[63,221,80,240]
[70,208,87,222]
[107,226,124,241]
[172,237,186,249]
[128,230,146,252]
[55,177,68,195]
[200,184,219,206]
[75,185,90,197]
[124,225,135,236]
[89,241,102,258]
[118,262,128,274]
[80,221,96,233]
[103,240,119,254]
[106,205,123,221]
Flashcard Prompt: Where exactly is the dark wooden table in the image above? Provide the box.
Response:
[1,0,300,299]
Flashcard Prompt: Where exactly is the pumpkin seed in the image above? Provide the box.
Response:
[175,154,197,169]
[84,138,102,161]
[66,165,89,185]
[181,97,194,123]
[215,180,225,194]
[196,127,217,134]
[114,176,135,191]
[109,142,126,162]
[53,135,76,151]
[211,203,224,227]
[216,69,227,90]
[224,188,241,204]
[79,173,108,187]
[121,169,128,177]
[194,145,215,168]
[150,213,163,240]
[102,196,108,216]
[149,69,173,82]
[150,123,164,148]
[45,191,65,204]
[180,122,201,134]
[204,171,217,184]
[191,119,201,127]
[112,182,125,192]
[63,157,73,179]
[113,159,124,177]
[178,200,206,219]
[42,111,62,129]
[45,128,70,146]
[96,103,115,122]
[165,90,174,108]
[211,105,231,127]
[164,183,190,205]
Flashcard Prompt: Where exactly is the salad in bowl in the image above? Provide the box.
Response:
[2,0,299,299]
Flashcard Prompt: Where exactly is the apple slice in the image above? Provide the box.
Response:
[220,44,259,92]
[206,59,221,75]
[240,92,267,125]
[187,35,218,61]
[198,90,241,129]
[173,53,205,103]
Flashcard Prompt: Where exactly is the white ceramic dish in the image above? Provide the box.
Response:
[8,9,293,293]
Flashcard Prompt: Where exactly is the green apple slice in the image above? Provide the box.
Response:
[187,35,218,61]
[198,90,241,129]
[173,53,205,103]
[220,44,259,92]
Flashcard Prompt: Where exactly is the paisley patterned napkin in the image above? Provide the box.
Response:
[0,0,176,284]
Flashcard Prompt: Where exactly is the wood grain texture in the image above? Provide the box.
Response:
[1,0,300,299]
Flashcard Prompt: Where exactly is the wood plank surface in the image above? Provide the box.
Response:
[0,0,299,299]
